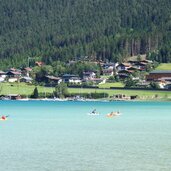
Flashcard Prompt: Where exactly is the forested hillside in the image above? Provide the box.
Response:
[0,0,171,68]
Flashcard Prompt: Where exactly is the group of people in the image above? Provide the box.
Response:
[91,109,120,117]
[106,111,120,117]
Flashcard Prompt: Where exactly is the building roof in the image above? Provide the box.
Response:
[119,63,132,67]
[45,75,61,80]
[150,70,171,74]
[7,71,21,75]
[62,74,78,78]
[24,67,32,71]
[0,71,5,74]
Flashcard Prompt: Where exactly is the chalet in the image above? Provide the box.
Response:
[6,71,21,82]
[83,71,96,80]
[117,70,133,78]
[44,75,62,86]
[134,62,147,70]
[68,77,82,84]
[146,70,171,81]
[62,74,80,83]
[116,63,131,71]
[101,64,114,76]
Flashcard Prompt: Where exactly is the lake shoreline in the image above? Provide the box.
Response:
[1,97,170,102]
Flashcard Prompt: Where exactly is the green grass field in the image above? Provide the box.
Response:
[0,82,54,96]
[155,63,171,70]
[69,88,171,100]
[0,82,171,100]
[98,82,124,88]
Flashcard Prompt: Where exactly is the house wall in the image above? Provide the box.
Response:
[146,73,171,81]
[8,78,18,82]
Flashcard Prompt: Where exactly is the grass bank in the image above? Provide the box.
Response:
[0,82,171,101]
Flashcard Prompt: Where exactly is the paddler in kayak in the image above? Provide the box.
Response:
[0,115,9,120]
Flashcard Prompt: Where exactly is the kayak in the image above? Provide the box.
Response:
[0,118,8,121]
[87,112,100,116]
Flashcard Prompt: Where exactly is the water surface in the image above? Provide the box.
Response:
[0,101,171,171]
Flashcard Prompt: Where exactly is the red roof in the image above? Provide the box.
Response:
[24,67,32,71]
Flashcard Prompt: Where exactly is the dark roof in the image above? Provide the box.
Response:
[62,74,78,78]
[150,70,171,74]
[6,71,21,75]
[45,75,61,80]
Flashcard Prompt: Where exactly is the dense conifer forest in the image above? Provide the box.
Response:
[0,0,171,68]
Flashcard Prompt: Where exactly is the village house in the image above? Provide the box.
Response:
[133,62,147,71]
[117,70,133,78]
[68,77,82,84]
[44,75,62,86]
[102,64,114,76]
[6,70,21,82]
[116,63,132,71]
[146,70,171,81]
[62,74,81,83]
[83,71,96,80]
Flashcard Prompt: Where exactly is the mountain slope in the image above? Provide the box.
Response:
[0,0,171,68]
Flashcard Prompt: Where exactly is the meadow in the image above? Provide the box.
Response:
[155,63,171,70]
[0,82,171,100]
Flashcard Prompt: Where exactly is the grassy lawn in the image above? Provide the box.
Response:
[69,88,171,100]
[155,63,171,70]
[0,82,54,96]
[0,82,171,100]
[98,82,124,88]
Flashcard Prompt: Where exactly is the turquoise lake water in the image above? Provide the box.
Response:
[0,101,171,171]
